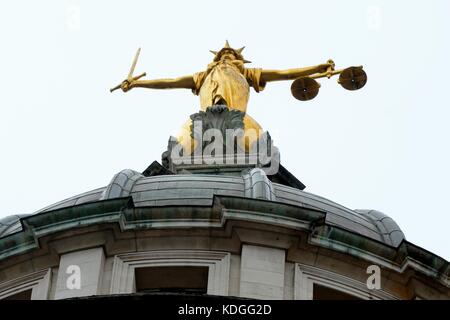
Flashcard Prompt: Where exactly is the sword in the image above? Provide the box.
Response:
[128,47,141,80]
[110,48,146,92]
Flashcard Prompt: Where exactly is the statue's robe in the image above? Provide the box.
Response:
[177,60,266,153]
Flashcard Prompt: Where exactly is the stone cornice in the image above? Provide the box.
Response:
[0,195,448,288]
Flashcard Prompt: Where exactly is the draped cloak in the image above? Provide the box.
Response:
[177,60,267,153]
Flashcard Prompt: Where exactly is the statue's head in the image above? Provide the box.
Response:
[218,49,238,62]
[210,40,251,64]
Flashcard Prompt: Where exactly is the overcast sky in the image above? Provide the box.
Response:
[1,0,449,260]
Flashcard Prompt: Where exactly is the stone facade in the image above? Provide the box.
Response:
[0,105,448,300]
[0,167,449,299]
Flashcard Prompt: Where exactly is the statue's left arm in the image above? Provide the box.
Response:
[260,63,332,82]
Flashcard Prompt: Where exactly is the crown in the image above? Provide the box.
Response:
[210,40,251,63]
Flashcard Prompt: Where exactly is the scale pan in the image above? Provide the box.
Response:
[338,67,367,90]
[291,77,320,101]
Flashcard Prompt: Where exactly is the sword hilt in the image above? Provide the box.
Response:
[110,72,147,93]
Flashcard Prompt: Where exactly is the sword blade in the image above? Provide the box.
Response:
[127,47,141,80]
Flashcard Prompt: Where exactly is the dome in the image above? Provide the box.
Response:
[0,214,29,238]
[0,169,405,247]
[0,133,448,300]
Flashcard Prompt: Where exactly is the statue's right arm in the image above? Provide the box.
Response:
[131,75,195,90]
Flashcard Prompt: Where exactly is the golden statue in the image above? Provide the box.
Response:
[111,41,366,152]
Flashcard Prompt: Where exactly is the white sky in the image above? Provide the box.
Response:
[0,0,449,260]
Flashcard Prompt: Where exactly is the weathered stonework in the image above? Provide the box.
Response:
[0,103,448,300]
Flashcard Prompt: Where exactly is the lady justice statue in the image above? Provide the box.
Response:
[111,41,366,153]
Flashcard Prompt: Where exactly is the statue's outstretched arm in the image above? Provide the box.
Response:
[261,62,333,82]
[121,75,195,92]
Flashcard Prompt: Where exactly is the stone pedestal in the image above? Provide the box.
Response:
[161,105,280,176]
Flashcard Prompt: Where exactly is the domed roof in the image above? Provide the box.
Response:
[0,168,405,247]
[0,214,29,238]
